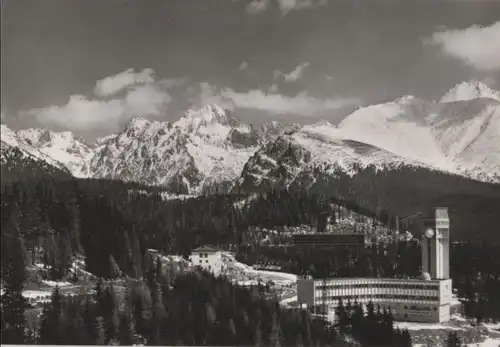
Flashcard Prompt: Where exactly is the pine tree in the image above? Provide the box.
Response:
[269,311,283,347]
[118,311,134,345]
[446,331,462,347]
[253,317,263,347]
[39,286,63,344]
[0,217,27,344]
[398,329,412,347]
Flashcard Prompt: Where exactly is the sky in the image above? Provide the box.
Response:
[1,0,500,139]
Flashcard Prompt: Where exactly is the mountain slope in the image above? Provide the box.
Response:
[440,80,500,103]
[336,93,500,182]
[1,125,71,172]
[1,143,71,185]
[16,128,94,177]
[234,121,437,193]
[2,81,499,190]
[88,105,271,194]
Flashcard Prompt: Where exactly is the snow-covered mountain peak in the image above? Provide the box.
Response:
[334,94,500,182]
[93,133,118,147]
[182,104,237,126]
[0,124,82,173]
[124,116,152,136]
[394,95,418,104]
[440,81,500,103]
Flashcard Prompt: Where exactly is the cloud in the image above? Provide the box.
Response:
[246,0,326,15]
[246,0,270,14]
[238,61,249,70]
[427,21,500,71]
[273,62,310,83]
[219,88,361,115]
[276,0,326,15]
[24,84,171,132]
[186,82,234,111]
[94,68,156,97]
[283,62,310,82]
[269,84,279,93]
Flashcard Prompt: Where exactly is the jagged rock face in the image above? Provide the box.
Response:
[0,125,79,173]
[234,123,431,193]
[88,104,286,194]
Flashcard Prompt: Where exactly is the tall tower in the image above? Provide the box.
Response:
[422,207,450,279]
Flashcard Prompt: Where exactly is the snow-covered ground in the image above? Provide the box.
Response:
[280,295,298,306]
[23,290,52,300]
[484,323,500,331]
[221,252,297,286]
[467,337,500,347]
[41,280,72,287]
[395,321,465,331]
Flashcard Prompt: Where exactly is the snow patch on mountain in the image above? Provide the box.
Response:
[3,81,499,188]
[235,122,433,192]
[1,125,70,171]
[440,81,500,103]
[16,128,94,177]
[337,99,453,171]
[335,95,500,182]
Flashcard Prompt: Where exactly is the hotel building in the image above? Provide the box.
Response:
[297,207,454,323]
[190,245,223,276]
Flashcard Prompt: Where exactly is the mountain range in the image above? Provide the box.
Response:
[1,81,500,193]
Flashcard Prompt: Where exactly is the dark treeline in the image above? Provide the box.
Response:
[1,177,386,280]
[451,242,500,324]
[1,176,500,346]
[335,299,412,347]
[4,258,411,347]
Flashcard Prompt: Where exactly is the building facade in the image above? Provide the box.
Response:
[297,277,452,323]
[190,246,223,276]
[297,207,453,323]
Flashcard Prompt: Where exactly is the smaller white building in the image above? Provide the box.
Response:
[190,246,223,276]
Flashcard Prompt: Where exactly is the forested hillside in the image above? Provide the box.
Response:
[1,147,72,185]
[2,170,500,345]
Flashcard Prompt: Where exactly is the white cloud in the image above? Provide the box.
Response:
[124,84,172,116]
[24,84,171,132]
[94,68,156,97]
[238,61,249,70]
[246,0,270,14]
[246,0,326,15]
[276,0,326,15]
[219,88,361,115]
[25,96,124,132]
[269,84,279,93]
[427,21,500,71]
[283,62,310,82]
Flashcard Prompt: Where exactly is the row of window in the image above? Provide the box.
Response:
[316,283,439,291]
[316,294,439,302]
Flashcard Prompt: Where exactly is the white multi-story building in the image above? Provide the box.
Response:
[297,207,454,323]
[190,246,223,276]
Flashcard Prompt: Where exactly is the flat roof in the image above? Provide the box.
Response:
[435,207,449,220]
[192,245,221,253]
[304,277,450,284]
